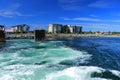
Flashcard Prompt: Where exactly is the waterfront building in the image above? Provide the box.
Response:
[68,25,74,33]
[0,25,5,31]
[61,25,69,33]
[48,24,82,34]
[11,24,30,32]
[48,24,62,33]
[74,26,82,33]
[61,25,73,33]
[95,31,103,35]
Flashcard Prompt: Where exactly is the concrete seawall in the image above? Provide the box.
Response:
[6,33,34,39]
[5,33,109,40]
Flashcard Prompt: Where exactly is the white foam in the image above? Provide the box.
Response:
[0,74,13,80]
[111,70,120,77]
[43,47,92,65]
[0,64,43,80]
[43,66,114,80]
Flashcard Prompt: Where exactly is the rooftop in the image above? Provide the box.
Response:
[11,24,29,28]
[0,25,4,28]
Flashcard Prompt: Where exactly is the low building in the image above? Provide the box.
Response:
[95,32,103,35]
[11,24,30,32]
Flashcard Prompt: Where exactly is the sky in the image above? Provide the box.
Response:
[0,0,120,31]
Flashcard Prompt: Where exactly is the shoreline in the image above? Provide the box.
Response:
[5,33,120,40]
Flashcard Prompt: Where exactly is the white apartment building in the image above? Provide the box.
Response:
[48,24,62,33]
[48,24,82,34]
[11,24,30,32]
[0,25,5,31]
[67,25,74,33]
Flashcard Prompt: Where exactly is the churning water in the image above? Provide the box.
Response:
[0,37,120,80]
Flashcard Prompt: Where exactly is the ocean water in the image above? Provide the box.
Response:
[0,37,120,80]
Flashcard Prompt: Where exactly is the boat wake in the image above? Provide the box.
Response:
[0,39,120,80]
[43,66,120,80]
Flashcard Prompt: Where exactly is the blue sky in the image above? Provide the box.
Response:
[0,0,120,31]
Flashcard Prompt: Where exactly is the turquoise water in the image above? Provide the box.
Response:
[0,38,120,80]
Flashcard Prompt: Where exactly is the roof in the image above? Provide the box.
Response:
[11,24,29,28]
[0,25,4,28]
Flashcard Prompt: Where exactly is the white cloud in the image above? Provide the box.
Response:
[61,17,120,23]
[0,10,22,18]
[73,18,102,22]
[89,15,98,17]
[61,17,103,22]
[0,3,34,18]
[0,3,21,18]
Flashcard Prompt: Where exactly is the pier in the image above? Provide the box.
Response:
[6,33,34,39]
[34,30,45,42]
[0,25,5,42]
